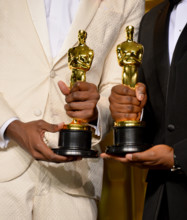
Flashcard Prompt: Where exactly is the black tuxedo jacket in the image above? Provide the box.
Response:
[138,0,187,219]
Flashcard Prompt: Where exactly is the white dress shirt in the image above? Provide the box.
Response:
[169,0,187,63]
[44,0,79,58]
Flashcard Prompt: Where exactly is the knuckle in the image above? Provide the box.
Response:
[51,124,58,131]
[109,105,115,113]
[111,85,119,93]
[123,113,130,119]
[133,155,139,160]
[45,153,54,161]
[72,92,78,100]
[91,83,97,90]
[64,104,69,110]
[86,110,92,117]
[127,105,133,112]
[127,96,133,103]
[111,86,115,93]
[89,102,95,109]
[149,151,155,158]
[65,95,70,103]
[32,151,38,159]
[68,103,73,109]
[123,86,129,94]
[68,111,75,118]
[96,93,100,101]
[37,120,44,127]
[35,143,41,149]
[76,82,81,87]
[109,96,113,103]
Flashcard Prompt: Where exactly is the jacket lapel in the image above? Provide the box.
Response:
[26,0,52,66]
[154,1,171,100]
[172,24,187,65]
[53,0,101,66]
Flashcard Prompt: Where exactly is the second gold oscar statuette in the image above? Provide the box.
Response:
[106,26,149,156]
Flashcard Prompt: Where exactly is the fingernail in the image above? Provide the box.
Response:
[138,94,144,101]
[126,154,132,160]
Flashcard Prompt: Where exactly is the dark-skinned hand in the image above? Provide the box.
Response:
[5,120,75,162]
[103,83,174,169]
[101,145,174,170]
[109,82,147,121]
[58,81,100,122]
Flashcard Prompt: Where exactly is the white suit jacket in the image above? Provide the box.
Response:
[0,0,144,199]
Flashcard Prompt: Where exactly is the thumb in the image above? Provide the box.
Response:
[58,81,70,95]
[135,82,146,101]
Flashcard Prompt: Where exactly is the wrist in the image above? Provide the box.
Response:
[5,120,23,140]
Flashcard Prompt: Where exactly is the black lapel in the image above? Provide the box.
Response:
[154,1,171,100]
[171,24,187,65]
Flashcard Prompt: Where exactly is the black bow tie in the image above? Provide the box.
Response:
[169,0,182,7]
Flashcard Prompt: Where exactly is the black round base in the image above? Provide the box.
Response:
[106,144,146,156]
[106,125,149,156]
[52,148,98,158]
[52,129,98,158]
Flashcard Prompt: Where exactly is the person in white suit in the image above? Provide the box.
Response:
[0,0,144,219]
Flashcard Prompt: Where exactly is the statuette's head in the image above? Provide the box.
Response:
[78,30,87,45]
[126,25,134,41]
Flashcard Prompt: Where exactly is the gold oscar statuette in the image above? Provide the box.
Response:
[52,30,98,158]
[106,26,148,156]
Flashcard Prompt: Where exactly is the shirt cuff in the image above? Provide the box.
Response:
[89,118,101,136]
[140,108,144,121]
[89,106,101,136]
[0,117,19,149]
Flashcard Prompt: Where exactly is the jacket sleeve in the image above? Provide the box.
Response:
[0,93,18,143]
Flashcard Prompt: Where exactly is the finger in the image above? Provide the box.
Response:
[140,94,147,109]
[31,150,48,161]
[70,83,80,93]
[49,153,76,163]
[66,109,95,120]
[66,91,99,103]
[126,149,154,163]
[37,120,61,133]
[71,82,96,92]
[58,122,65,130]
[112,113,138,121]
[58,81,70,95]
[65,101,96,111]
[112,84,136,96]
[135,83,146,101]
[35,140,73,162]
[100,153,129,162]
[110,103,141,114]
[109,93,140,106]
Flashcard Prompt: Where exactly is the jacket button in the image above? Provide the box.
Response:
[33,109,42,117]
[50,70,56,78]
[167,124,175,132]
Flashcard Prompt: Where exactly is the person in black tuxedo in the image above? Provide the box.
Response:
[101,0,187,219]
